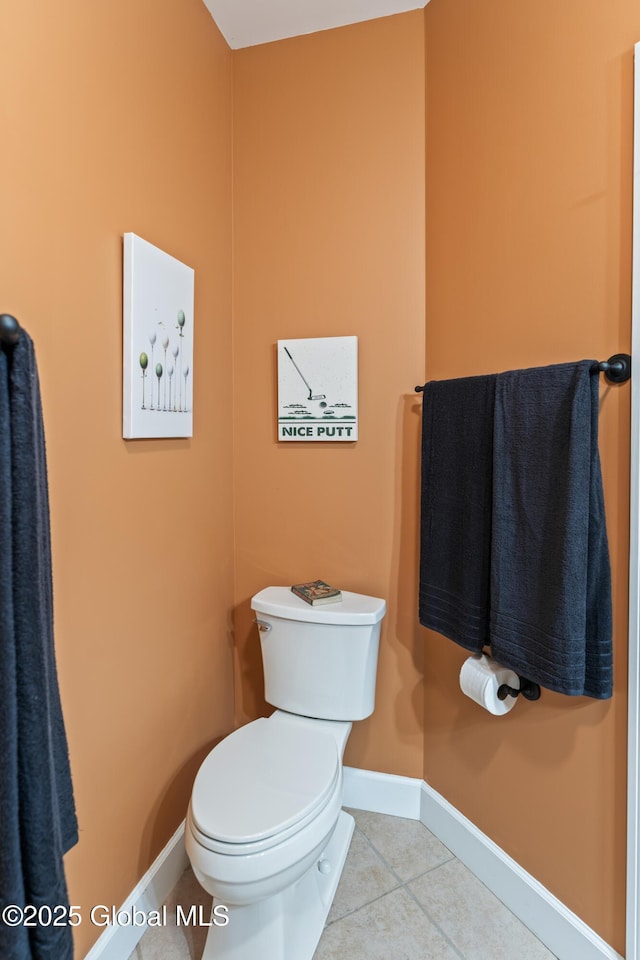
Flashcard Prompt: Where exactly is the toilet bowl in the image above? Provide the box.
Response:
[185,586,386,960]
[185,711,353,959]
[186,711,349,905]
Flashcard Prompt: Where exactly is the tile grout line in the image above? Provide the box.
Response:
[400,880,467,960]
[345,824,466,960]
[325,874,468,960]
[349,821,457,886]
[323,826,403,928]
[325,883,402,927]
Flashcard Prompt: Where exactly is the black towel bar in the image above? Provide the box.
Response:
[0,314,21,348]
[591,353,631,383]
[415,353,632,392]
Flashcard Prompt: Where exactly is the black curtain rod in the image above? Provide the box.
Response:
[0,314,21,348]
[414,353,632,392]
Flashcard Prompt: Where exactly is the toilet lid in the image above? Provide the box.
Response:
[190,718,340,845]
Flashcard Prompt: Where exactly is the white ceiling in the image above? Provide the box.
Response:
[202,0,428,49]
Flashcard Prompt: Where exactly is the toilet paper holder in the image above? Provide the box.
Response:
[497,678,541,702]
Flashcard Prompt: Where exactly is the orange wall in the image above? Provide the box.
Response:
[232,12,427,778]
[424,0,638,950]
[2,1,234,955]
[4,0,638,954]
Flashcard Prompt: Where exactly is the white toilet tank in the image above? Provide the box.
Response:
[251,587,386,721]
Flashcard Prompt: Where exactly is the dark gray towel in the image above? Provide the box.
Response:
[489,361,612,698]
[418,374,497,651]
[0,330,78,960]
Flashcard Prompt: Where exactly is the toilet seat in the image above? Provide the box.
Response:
[190,718,340,855]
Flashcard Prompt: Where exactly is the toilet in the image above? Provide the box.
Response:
[185,585,386,960]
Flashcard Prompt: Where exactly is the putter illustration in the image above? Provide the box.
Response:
[284,346,326,400]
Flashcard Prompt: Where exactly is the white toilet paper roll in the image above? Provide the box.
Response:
[459,654,521,715]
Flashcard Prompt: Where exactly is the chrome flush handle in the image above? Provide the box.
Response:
[253,618,272,633]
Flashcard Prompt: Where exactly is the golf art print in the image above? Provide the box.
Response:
[277,336,358,442]
[123,234,194,439]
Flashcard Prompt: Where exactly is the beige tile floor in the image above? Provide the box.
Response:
[129,809,558,960]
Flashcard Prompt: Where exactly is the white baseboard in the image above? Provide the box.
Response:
[344,766,622,960]
[82,820,188,960]
[82,770,622,960]
[343,765,423,819]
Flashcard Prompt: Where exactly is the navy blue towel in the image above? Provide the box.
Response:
[418,374,497,651]
[0,330,78,960]
[489,361,612,698]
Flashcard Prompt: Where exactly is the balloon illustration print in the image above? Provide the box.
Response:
[123,234,194,439]
[139,352,148,409]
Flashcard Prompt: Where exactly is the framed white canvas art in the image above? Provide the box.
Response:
[277,336,358,441]
[123,233,194,439]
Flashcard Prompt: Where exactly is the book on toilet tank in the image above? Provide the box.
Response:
[291,580,342,605]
